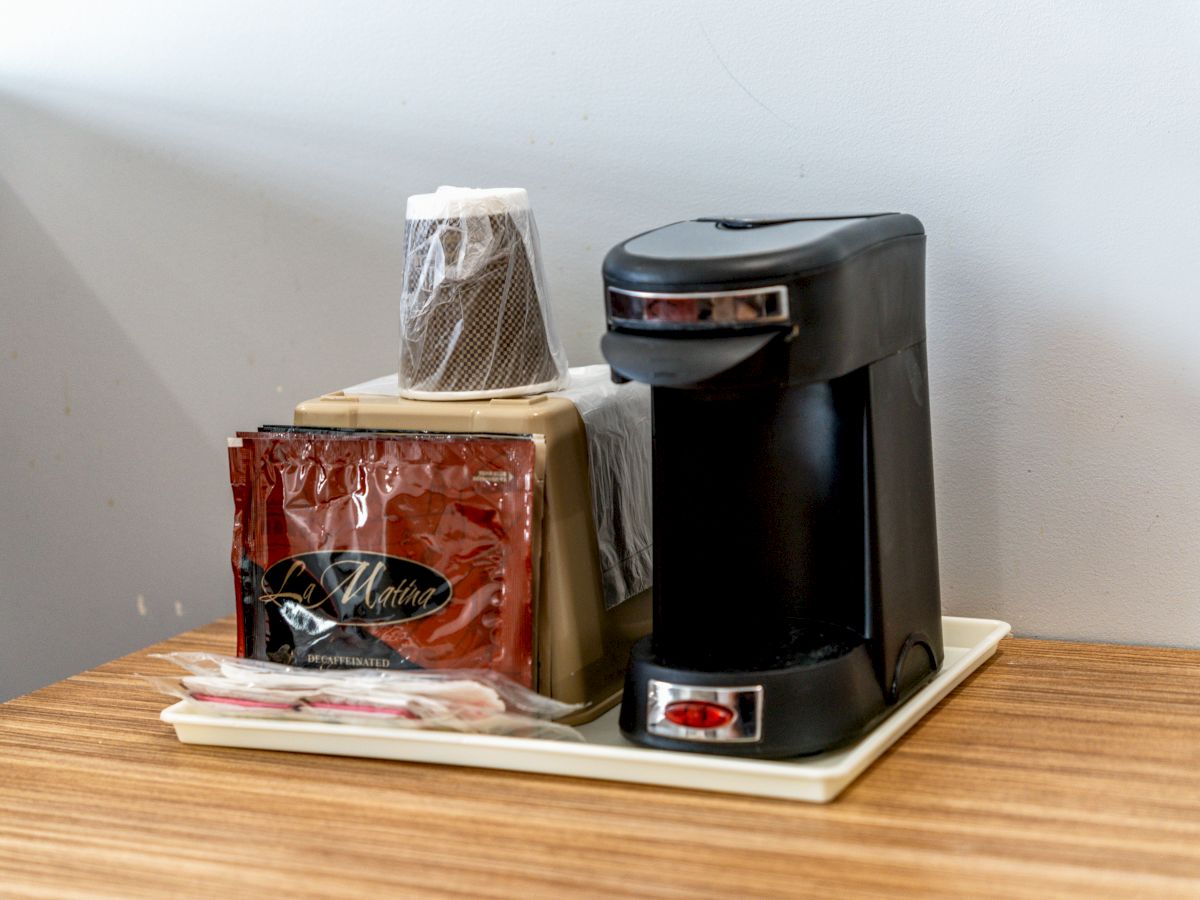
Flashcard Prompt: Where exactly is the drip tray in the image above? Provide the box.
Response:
[162,616,1010,804]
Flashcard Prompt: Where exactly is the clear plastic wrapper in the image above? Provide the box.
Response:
[552,366,652,609]
[399,186,569,399]
[228,428,538,685]
[339,365,654,610]
[149,653,583,740]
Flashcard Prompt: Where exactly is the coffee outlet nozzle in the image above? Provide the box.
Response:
[601,214,944,758]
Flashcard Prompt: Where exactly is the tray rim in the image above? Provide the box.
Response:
[160,615,1011,802]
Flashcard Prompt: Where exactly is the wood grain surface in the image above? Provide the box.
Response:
[1,618,1198,898]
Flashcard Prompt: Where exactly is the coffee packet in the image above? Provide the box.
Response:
[228,428,539,686]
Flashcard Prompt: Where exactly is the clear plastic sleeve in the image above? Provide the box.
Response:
[399,186,569,400]
[337,366,655,610]
[149,653,583,740]
[552,366,653,609]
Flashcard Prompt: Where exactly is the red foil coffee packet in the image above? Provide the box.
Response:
[228,428,539,686]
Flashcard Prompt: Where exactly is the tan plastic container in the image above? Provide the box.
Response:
[294,390,652,724]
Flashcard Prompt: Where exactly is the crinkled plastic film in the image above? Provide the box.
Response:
[399,186,569,399]
[148,653,582,740]
[339,365,654,609]
[228,429,538,686]
[552,366,653,609]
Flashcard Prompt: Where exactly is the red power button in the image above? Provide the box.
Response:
[663,700,735,729]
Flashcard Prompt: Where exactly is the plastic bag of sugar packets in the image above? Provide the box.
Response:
[148,652,584,741]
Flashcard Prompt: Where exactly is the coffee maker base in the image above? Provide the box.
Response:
[618,635,936,759]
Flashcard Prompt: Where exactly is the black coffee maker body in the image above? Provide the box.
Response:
[602,214,943,759]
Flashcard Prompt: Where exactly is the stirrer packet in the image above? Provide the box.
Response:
[148,653,584,741]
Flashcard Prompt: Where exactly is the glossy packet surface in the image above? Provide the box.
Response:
[228,429,538,686]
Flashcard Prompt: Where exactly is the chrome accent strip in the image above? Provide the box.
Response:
[607,284,790,329]
[646,680,764,743]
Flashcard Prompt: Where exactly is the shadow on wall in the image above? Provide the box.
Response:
[0,82,664,700]
[1005,317,1199,644]
[1,77,1197,702]
[0,174,227,700]
[0,89,413,699]
[931,241,1200,646]
[927,243,1003,622]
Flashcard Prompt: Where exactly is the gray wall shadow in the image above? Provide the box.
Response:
[0,93,411,699]
[1,176,232,699]
[2,76,1197,709]
[929,232,1200,646]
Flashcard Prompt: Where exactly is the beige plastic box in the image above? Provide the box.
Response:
[294,389,652,724]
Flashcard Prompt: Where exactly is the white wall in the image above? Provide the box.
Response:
[2,1,1198,700]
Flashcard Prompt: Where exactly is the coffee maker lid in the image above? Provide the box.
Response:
[603,213,923,290]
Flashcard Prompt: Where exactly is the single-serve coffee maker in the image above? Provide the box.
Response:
[601,214,943,758]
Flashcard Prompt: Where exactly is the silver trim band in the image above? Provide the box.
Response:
[646,680,764,742]
[607,285,790,330]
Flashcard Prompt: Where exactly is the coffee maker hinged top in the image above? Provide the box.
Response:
[601,214,943,758]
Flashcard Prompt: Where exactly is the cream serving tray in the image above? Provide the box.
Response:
[161,616,1010,803]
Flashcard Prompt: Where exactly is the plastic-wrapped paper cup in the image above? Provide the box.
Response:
[399,186,569,399]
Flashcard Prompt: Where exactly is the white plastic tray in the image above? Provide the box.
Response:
[162,616,1010,803]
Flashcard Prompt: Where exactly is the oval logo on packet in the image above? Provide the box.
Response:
[260,551,453,626]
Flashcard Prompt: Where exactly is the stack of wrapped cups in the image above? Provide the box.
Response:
[399,186,569,399]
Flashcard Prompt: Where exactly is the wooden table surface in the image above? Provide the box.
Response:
[1,618,1198,898]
